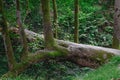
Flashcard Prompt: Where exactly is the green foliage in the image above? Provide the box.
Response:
[82,56,120,80]
[0,55,8,77]
[56,0,113,47]
[3,0,113,47]
[0,35,5,55]
[28,38,44,52]
[0,60,92,80]
[23,60,82,80]
[1,56,120,80]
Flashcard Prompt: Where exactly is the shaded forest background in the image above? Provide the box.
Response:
[0,0,114,46]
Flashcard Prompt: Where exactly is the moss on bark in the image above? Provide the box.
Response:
[74,0,79,43]
[41,0,55,49]
[93,50,114,64]
[52,0,58,38]
[112,35,120,49]
[16,0,29,60]
[1,49,68,78]
[0,0,16,70]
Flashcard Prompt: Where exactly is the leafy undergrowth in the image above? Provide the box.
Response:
[1,56,120,80]
[0,59,93,80]
[0,55,8,77]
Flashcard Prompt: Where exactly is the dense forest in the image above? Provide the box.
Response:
[0,0,120,80]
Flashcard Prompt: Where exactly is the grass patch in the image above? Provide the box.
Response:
[82,56,120,80]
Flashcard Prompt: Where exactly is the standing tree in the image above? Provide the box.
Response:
[41,0,55,49]
[74,0,79,43]
[23,0,30,22]
[0,0,16,71]
[52,0,58,38]
[112,35,120,49]
[112,0,120,49]
[16,0,28,60]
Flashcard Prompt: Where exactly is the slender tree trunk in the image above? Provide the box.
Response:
[112,0,120,49]
[74,0,79,43]
[112,34,120,49]
[23,0,29,22]
[16,0,28,59]
[52,0,58,38]
[0,0,16,70]
[41,0,55,49]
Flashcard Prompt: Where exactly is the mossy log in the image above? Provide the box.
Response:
[2,49,68,78]
[57,40,120,67]
[1,28,120,78]
[3,28,120,68]
[21,29,120,67]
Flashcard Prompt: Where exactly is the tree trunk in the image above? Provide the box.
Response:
[74,0,79,43]
[57,40,120,67]
[23,0,29,22]
[22,29,120,67]
[0,0,16,70]
[112,34,120,49]
[16,0,28,59]
[41,0,55,49]
[52,0,58,38]
[113,0,120,49]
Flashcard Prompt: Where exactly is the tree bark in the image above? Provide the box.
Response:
[74,0,79,43]
[23,0,29,22]
[21,29,120,67]
[0,0,16,70]
[41,0,55,49]
[57,40,120,67]
[52,0,58,38]
[112,34,120,49]
[16,0,28,60]
[112,0,120,49]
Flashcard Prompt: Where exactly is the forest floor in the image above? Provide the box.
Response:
[0,56,120,80]
[81,56,120,80]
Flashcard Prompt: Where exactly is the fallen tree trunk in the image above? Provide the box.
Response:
[1,28,120,78]
[57,40,120,67]
[23,29,120,67]
[2,28,120,67]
